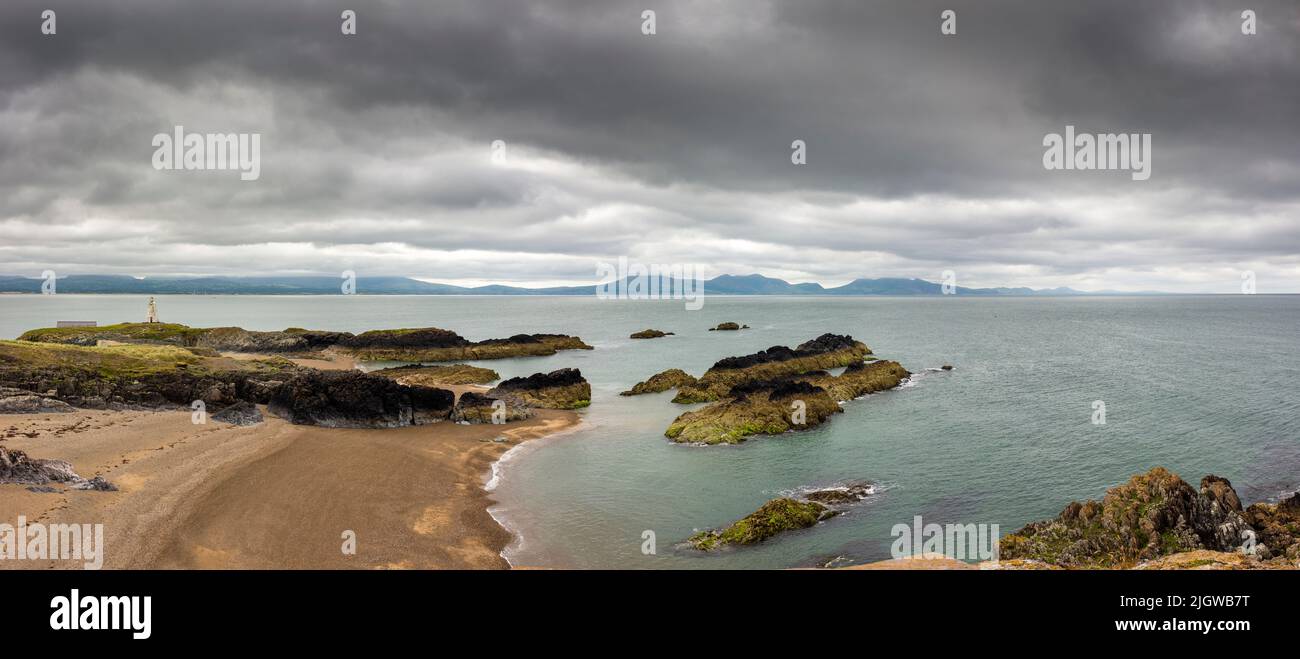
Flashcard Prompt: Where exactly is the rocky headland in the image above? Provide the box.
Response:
[672,333,876,403]
[1000,467,1300,568]
[370,363,500,386]
[19,322,593,362]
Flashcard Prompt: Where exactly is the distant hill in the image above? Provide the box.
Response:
[0,273,1162,296]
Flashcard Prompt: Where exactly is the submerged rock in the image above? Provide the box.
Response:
[488,368,591,410]
[268,370,454,428]
[1000,468,1256,568]
[689,498,836,551]
[211,401,265,426]
[451,391,533,424]
[630,329,674,339]
[620,369,697,396]
[708,322,748,331]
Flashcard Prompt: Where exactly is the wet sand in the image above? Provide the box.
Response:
[0,404,578,569]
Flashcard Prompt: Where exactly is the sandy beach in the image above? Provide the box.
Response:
[0,401,578,569]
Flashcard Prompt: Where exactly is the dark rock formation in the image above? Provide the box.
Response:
[197,327,354,353]
[338,328,593,362]
[630,329,674,339]
[689,498,836,551]
[0,387,74,413]
[803,482,875,505]
[211,401,265,426]
[0,447,81,485]
[941,364,954,371]
[268,370,454,428]
[1000,468,1256,567]
[620,368,697,396]
[488,368,591,410]
[708,322,748,331]
[451,391,533,424]
[673,334,873,403]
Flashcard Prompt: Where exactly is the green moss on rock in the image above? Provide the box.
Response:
[689,498,835,550]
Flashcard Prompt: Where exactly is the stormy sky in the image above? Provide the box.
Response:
[1,0,1297,292]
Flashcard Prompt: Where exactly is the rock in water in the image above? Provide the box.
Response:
[268,370,453,428]
[803,482,875,505]
[488,368,591,410]
[0,387,74,413]
[689,498,836,551]
[708,322,747,331]
[629,329,674,339]
[1000,467,1255,567]
[620,368,697,396]
[211,401,265,426]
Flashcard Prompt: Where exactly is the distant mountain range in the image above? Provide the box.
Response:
[0,273,1167,296]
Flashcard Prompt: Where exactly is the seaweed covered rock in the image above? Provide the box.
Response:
[672,334,872,403]
[488,368,591,410]
[1243,492,1300,561]
[665,380,841,444]
[620,369,698,396]
[708,322,748,331]
[798,360,910,401]
[339,328,592,362]
[999,468,1256,567]
[371,363,500,386]
[630,329,674,339]
[0,387,74,413]
[451,391,534,424]
[268,370,454,428]
[689,498,836,551]
[0,447,82,485]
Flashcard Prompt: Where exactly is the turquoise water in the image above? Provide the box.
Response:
[2,294,1297,568]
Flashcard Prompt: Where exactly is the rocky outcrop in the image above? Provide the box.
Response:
[211,401,264,426]
[1243,492,1300,561]
[451,391,533,424]
[795,360,911,401]
[338,328,592,362]
[0,447,81,485]
[371,363,500,386]
[666,380,841,444]
[488,368,590,410]
[268,370,454,428]
[19,323,592,362]
[690,498,835,551]
[620,369,697,396]
[709,322,748,331]
[673,334,873,403]
[0,340,298,411]
[630,329,674,339]
[0,387,74,413]
[803,481,875,505]
[1000,468,1257,568]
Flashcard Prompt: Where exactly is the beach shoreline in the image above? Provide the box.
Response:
[0,401,579,570]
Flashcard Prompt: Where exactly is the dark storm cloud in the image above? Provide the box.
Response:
[0,0,1297,291]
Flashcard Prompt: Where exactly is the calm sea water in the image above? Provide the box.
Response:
[2,294,1297,568]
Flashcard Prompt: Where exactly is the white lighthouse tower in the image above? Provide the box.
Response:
[146,297,159,324]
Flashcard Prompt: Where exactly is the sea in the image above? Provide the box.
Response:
[2,293,1297,568]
